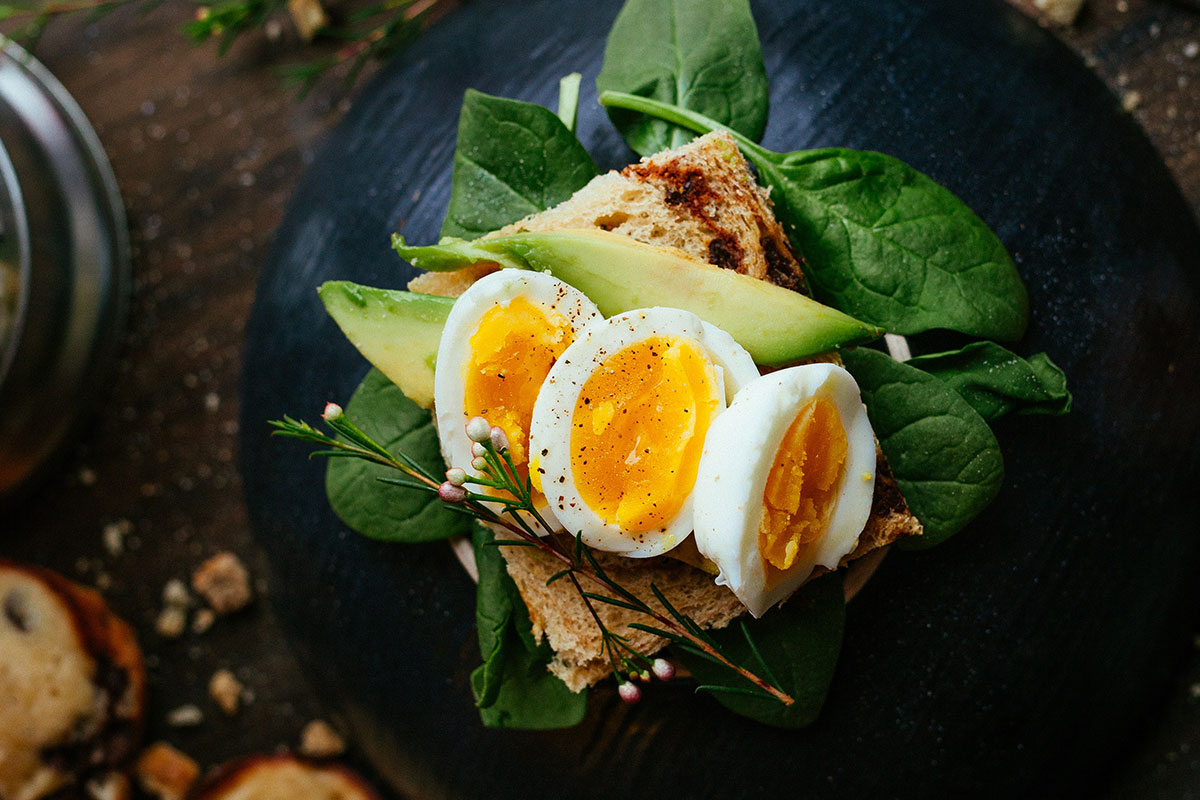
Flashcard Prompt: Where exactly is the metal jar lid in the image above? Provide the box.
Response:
[0,40,130,502]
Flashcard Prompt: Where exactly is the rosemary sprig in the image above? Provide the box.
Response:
[271,406,795,707]
[1,0,445,94]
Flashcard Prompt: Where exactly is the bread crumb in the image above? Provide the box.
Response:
[209,669,244,716]
[155,606,187,638]
[192,608,216,634]
[102,519,133,557]
[191,552,253,614]
[1121,90,1142,112]
[163,579,190,607]
[1185,41,1199,60]
[136,742,200,800]
[1032,0,1084,25]
[166,704,204,727]
[156,578,191,638]
[299,720,347,758]
[85,771,131,800]
[1190,683,1200,699]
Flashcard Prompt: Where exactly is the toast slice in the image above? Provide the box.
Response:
[408,131,922,690]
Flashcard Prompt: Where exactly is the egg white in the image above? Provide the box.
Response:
[528,307,759,557]
[433,269,601,523]
[692,363,876,617]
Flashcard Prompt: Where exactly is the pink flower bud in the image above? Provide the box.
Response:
[490,425,509,453]
[618,681,642,704]
[652,658,675,681]
[438,482,467,503]
[472,441,488,458]
[445,467,467,486]
[472,456,489,472]
[466,417,491,443]
[321,402,343,421]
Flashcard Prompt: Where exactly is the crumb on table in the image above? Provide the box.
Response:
[191,552,253,614]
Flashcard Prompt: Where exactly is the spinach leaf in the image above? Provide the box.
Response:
[597,92,1030,341]
[441,89,598,240]
[596,0,768,156]
[325,369,471,542]
[841,347,1004,548]
[470,526,588,729]
[908,342,1072,421]
[679,572,845,728]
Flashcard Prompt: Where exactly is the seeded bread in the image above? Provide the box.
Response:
[0,560,145,800]
[405,131,922,690]
[407,131,807,296]
[187,756,381,800]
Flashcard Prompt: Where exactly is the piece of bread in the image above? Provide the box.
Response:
[407,130,807,296]
[406,131,922,690]
[187,755,380,800]
[0,560,146,800]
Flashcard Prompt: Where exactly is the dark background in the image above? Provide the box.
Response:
[3,0,1198,797]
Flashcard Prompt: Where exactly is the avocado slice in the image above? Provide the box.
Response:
[393,229,882,365]
[318,281,453,408]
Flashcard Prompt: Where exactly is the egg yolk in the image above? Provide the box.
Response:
[464,296,574,494]
[759,396,848,576]
[570,336,720,534]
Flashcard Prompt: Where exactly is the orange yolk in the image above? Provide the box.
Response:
[759,396,848,575]
[570,336,720,534]
[464,296,574,496]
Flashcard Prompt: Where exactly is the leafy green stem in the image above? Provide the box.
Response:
[272,406,794,706]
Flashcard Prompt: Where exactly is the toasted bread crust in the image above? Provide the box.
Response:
[187,755,381,800]
[0,560,145,800]
[408,131,922,689]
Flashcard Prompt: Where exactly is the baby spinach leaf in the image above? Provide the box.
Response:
[471,526,588,729]
[325,369,471,542]
[907,342,1072,421]
[597,92,1030,341]
[597,0,768,156]
[679,572,845,729]
[441,89,598,240]
[841,347,1004,548]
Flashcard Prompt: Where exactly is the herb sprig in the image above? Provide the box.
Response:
[272,404,795,706]
[0,0,444,92]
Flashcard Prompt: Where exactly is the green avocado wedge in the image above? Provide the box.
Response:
[392,229,883,365]
[318,282,454,409]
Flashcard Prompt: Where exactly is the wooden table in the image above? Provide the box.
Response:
[4,1,1198,796]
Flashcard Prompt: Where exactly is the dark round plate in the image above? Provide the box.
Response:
[240,0,1200,796]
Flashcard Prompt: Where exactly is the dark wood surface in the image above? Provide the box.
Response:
[3,1,1198,796]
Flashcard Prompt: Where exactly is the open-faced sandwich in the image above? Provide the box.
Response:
[274,0,1070,729]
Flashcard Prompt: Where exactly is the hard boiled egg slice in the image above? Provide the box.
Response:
[529,308,759,557]
[434,269,601,520]
[693,363,876,617]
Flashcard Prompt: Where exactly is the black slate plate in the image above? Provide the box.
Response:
[240,0,1200,796]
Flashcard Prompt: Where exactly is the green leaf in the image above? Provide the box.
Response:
[597,92,1030,341]
[678,572,845,728]
[841,347,1004,547]
[597,0,768,156]
[324,369,470,542]
[906,341,1072,421]
[440,89,598,240]
[471,526,588,729]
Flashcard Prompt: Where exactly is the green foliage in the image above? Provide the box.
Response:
[440,89,598,240]
[597,92,1030,341]
[470,526,588,729]
[679,572,845,728]
[907,341,1072,421]
[841,347,1005,548]
[324,369,471,542]
[597,0,768,156]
